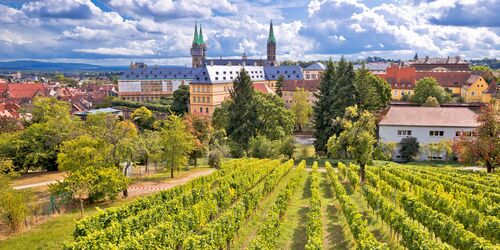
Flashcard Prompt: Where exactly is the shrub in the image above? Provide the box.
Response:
[208,149,223,169]
[399,137,419,162]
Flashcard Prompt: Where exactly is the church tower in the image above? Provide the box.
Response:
[267,20,277,66]
[191,22,206,68]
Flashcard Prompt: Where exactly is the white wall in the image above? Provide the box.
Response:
[379,125,475,161]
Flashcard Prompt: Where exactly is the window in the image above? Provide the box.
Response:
[200,107,203,113]
[394,90,398,96]
[201,86,205,92]
[471,91,475,96]
[215,77,219,80]
[207,97,210,103]
[401,90,405,95]
[206,107,209,113]
[197,86,200,92]
[429,131,444,137]
[455,131,461,136]
[397,130,412,136]
[202,97,206,103]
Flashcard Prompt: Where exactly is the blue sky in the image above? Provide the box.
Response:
[0,0,498,66]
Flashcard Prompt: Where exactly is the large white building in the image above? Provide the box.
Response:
[378,106,479,161]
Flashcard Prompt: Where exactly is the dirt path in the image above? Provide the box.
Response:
[127,168,215,197]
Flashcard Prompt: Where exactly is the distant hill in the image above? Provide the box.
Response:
[0,60,128,72]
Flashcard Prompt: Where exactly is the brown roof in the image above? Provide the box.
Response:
[484,80,498,94]
[415,72,471,88]
[378,106,479,127]
[8,83,47,98]
[412,56,467,65]
[282,79,321,92]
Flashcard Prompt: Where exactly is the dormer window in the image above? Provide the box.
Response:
[215,77,219,80]
[216,72,219,75]
[203,71,206,75]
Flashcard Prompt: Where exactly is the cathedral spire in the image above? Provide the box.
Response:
[267,20,276,44]
[199,24,205,45]
[193,22,199,45]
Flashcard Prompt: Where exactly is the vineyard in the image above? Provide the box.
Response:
[65,159,500,250]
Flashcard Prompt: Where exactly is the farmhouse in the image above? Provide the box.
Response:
[378,106,479,161]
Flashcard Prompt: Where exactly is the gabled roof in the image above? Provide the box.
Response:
[378,106,479,128]
[305,62,326,71]
[415,72,471,88]
[8,83,47,98]
[484,80,498,94]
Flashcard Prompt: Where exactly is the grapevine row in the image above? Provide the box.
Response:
[369,166,500,243]
[325,162,387,249]
[305,162,323,250]
[248,160,306,249]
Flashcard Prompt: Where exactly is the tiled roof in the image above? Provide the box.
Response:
[354,63,391,71]
[378,106,479,127]
[282,79,321,92]
[120,67,201,80]
[484,80,498,94]
[415,72,471,88]
[305,62,326,71]
[253,83,274,94]
[412,56,467,65]
[263,65,303,81]
[8,83,47,98]
[0,83,7,93]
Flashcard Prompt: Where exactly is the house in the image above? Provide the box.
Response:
[461,75,489,103]
[378,106,479,161]
[189,65,303,115]
[1,83,47,104]
[482,80,498,105]
[281,79,321,108]
[410,56,471,72]
[303,62,325,80]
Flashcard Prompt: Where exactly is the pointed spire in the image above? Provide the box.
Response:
[193,21,199,45]
[199,24,205,45]
[267,19,276,44]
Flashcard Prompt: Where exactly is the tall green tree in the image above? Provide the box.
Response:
[227,68,257,149]
[159,115,195,178]
[327,106,376,181]
[172,84,190,115]
[131,106,155,131]
[453,105,499,173]
[275,75,284,97]
[31,97,72,124]
[291,87,312,132]
[313,58,358,152]
[354,65,391,112]
[411,77,452,104]
[254,92,295,141]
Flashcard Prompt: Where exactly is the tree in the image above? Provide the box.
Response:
[411,77,452,104]
[137,130,162,174]
[52,135,128,216]
[421,140,452,160]
[159,115,195,178]
[227,69,257,149]
[399,137,420,162]
[0,159,31,232]
[249,135,280,159]
[327,106,376,181]
[453,105,499,173]
[280,136,295,159]
[275,75,284,97]
[253,92,295,141]
[0,117,23,134]
[313,58,358,153]
[172,84,190,115]
[471,65,492,72]
[354,65,391,112]
[291,87,312,132]
[184,113,213,166]
[131,106,155,131]
[373,141,397,161]
[422,96,440,107]
[31,97,72,124]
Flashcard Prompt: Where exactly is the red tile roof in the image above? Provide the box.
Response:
[8,83,47,99]
[253,83,274,94]
[415,72,471,88]
[379,106,479,127]
[282,79,321,92]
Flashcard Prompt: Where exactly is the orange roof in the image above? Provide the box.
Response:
[379,106,479,127]
[253,83,274,94]
[8,83,47,98]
